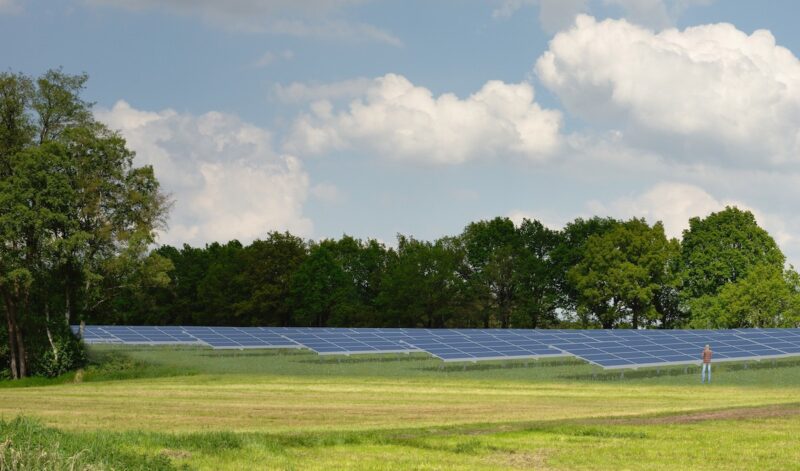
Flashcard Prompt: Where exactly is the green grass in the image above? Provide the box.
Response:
[2,346,800,470]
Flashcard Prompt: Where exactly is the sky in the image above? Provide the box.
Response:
[2,0,799,265]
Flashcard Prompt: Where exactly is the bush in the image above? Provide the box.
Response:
[28,325,87,378]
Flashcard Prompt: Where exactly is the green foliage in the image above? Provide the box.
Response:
[512,219,561,328]
[551,217,620,315]
[569,219,681,328]
[377,236,469,328]
[690,265,800,328]
[0,68,168,378]
[233,232,307,326]
[681,207,785,299]
[461,217,520,328]
[105,208,792,331]
[289,239,361,327]
[29,330,86,378]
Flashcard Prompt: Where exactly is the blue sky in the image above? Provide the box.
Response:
[2,0,799,265]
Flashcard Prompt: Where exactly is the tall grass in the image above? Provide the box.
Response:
[0,417,176,471]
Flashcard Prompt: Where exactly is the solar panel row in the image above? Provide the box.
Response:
[73,326,800,369]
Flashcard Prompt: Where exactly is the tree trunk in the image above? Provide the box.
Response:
[45,302,59,363]
[4,298,19,379]
[15,318,27,377]
[3,295,26,378]
[64,285,71,326]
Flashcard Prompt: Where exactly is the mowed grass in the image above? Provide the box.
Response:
[2,346,800,470]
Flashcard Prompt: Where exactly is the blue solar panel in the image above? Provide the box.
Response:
[73,326,800,369]
[396,329,565,362]
[278,328,416,354]
[542,328,800,368]
[183,327,300,349]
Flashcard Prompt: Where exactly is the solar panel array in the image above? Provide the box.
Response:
[73,325,800,369]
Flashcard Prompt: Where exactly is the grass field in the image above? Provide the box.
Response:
[2,346,800,470]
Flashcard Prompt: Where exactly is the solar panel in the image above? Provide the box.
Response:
[278,328,417,355]
[396,329,566,362]
[78,325,123,344]
[182,326,300,349]
[73,326,800,369]
[543,329,798,369]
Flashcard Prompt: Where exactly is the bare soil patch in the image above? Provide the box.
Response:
[603,402,800,426]
[161,449,192,459]
[488,449,551,470]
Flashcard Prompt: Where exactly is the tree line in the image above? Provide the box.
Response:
[104,208,800,332]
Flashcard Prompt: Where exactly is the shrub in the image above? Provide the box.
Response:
[29,326,87,378]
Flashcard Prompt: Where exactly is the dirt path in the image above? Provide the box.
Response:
[390,401,800,441]
[604,402,800,425]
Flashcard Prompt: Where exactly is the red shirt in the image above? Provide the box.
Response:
[702,349,713,363]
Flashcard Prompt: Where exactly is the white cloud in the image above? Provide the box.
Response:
[588,182,795,253]
[273,78,374,103]
[96,100,312,246]
[86,0,401,46]
[251,49,294,68]
[588,182,724,238]
[285,73,563,164]
[536,15,800,167]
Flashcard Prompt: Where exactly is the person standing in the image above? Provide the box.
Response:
[701,345,713,383]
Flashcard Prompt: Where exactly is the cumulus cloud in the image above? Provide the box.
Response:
[86,0,401,45]
[285,73,563,164]
[588,182,725,238]
[536,15,800,167]
[96,101,312,246]
[588,182,795,252]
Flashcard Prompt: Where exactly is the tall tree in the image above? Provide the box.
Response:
[377,236,468,328]
[195,241,246,325]
[568,219,679,329]
[233,232,308,326]
[0,69,167,378]
[512,218,560,328]
[461,217,519,328]
[551,217,619,324]
[330,236,389,325]
[681,207,785,300]
[288,240,359,327]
